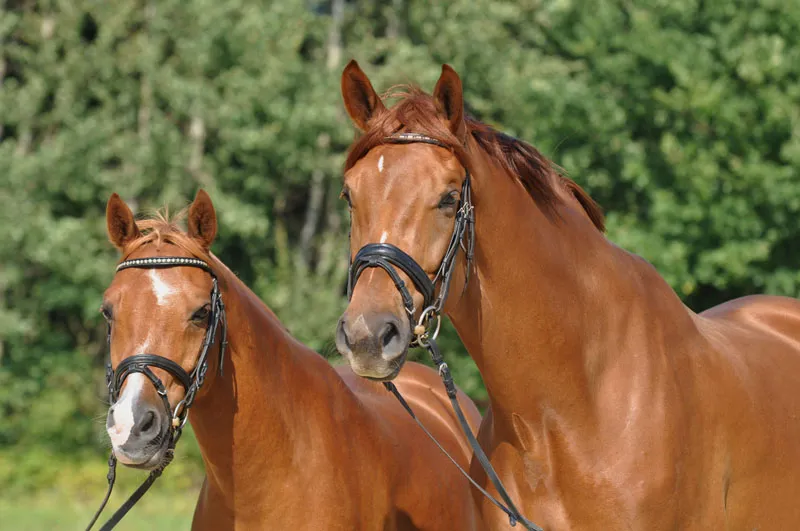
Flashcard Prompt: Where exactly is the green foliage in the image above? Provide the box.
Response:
[1,0,798,504]
[0,446,202,530]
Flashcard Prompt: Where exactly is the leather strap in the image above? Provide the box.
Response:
[87,256,226,531]
[115,354,192,394]
[347,133,539,529]
[350,243,436,313]
[386,338,542,531]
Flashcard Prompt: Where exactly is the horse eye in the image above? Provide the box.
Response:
[191,304,211,324]
[438,191,459,209]
[340,188,352,208]
[100,305,113,322]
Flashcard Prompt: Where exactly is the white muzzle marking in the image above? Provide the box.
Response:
[108,373,146,448]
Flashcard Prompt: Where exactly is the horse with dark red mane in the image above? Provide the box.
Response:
[98,190,484,529]
[335,60,800,529]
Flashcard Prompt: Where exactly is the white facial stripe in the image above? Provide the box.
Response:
[379,231,388,243]
[135,329,154,357]
[108,373,146,447]
[352,314,372,338]
[378,155,384,173]
[148,269,177,306]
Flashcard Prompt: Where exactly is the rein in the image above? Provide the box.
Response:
[347,133,542,531]
[86,256,227,531]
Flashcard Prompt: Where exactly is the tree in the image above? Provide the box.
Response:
[1,0,798,458]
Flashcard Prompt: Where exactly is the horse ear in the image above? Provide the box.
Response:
[433,64,466,142]
[341,60,386,131]
[106,193,141,250]
[188,189,218,249]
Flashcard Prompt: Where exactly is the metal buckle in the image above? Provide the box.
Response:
[412,305,442,346]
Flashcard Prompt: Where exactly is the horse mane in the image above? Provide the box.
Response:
[120,209,213,262]
[344,86,605,232]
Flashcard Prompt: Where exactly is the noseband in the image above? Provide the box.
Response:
[347,132,475,341]
[87,256,227,531]
[346,133,541,530]
[108,257,227,430]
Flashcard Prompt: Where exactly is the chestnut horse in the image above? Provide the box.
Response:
[335,61,800,530]
[99,190,483,529]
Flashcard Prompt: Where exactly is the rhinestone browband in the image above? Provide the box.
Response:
[116,257,212,273]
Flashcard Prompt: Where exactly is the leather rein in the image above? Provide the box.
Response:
[347,132,542,531]
[86,256,227,531]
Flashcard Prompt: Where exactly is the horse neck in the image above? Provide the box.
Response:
[447,144,699,427]
[188,260,342,508]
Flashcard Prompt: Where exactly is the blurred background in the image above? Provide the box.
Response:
[1,0,799,528]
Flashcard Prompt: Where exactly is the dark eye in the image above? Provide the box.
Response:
[438,191,459,209]
[340,188,352,208]
[100,304,113,322]
[191,304,211,324]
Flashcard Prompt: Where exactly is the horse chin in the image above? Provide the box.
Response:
[114,442,169,471]
[356,351,408,382]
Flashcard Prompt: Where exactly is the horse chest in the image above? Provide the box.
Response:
[497,412,688,530]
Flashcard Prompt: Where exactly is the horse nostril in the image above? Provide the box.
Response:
[381,321,400,349]
[139,410,155,434]
[338,318,354,350]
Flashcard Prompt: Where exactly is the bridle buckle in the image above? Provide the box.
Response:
[412,305,442,347]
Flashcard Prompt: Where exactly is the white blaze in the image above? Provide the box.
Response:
[352,314,372,338]
[379,231,388,243]
[378,155,384,173]
[108,373,146,447]
[148,270,177,306]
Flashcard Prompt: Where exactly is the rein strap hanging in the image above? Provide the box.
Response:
[346,132,540,530]
[86,256,227,531]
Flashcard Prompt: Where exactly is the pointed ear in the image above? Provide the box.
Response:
[341,60,386,131]
[433,64,466,142]
[188,189,218,249]
[106,193,141,250]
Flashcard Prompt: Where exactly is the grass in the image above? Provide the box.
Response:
[0,431,205,531]
[0,488,198,531]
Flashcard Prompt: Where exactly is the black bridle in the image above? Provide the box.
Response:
[86,256,227,531]
[347,133,542,531]
[348,132,474,330]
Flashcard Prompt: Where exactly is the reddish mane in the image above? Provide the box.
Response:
[345,86,605,231]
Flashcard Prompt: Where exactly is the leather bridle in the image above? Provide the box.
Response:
[346,133,541,531]
[86,256,227,531]
[348,132,474,344]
